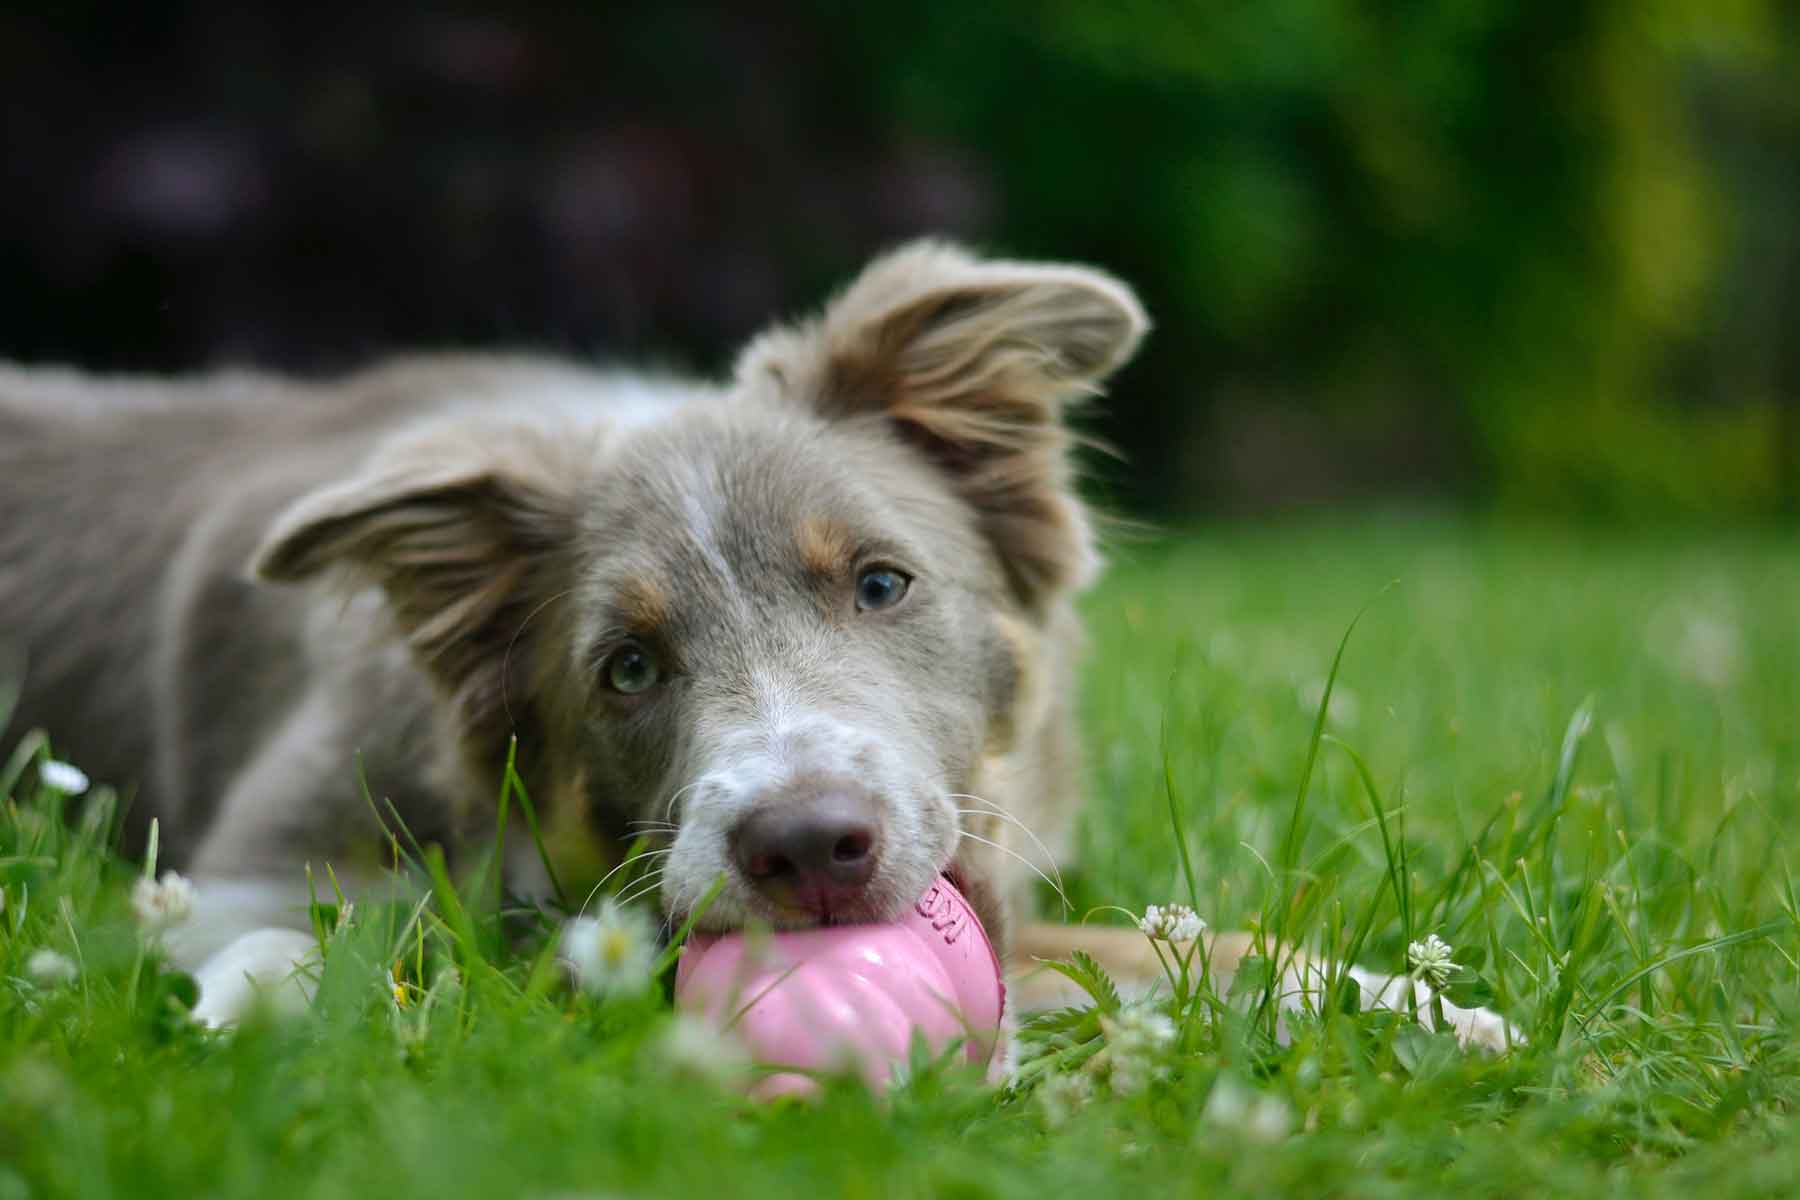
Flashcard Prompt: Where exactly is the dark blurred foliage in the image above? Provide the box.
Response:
[2,1,1795,518]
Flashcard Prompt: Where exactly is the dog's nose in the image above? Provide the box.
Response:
[732,789,881,917]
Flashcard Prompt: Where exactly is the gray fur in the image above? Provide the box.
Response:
[0,242,1148,970]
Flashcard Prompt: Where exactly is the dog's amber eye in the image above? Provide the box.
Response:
[855,567,911,613]
[604,644,661,694]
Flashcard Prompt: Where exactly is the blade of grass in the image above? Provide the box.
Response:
[651,874,727,977]
[491,735,517,917]
[1256,587,1386,1037]
[1577,919,1789,1032]
[503,743,567,911]
[1159,647,1200,912]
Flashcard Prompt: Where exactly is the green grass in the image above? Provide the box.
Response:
[3,515,1798,1198]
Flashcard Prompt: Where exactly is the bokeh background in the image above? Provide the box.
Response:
[3,1,1795,520]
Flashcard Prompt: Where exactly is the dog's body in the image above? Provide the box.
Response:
[1,242,1509,1046]
[4,243,1112,977]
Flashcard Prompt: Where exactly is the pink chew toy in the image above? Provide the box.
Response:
[674,876,1006,1097]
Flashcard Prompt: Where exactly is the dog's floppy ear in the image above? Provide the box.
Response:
[736,240,1147,608]
[251,423,575,739]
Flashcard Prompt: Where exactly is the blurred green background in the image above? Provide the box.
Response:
[2,2,1794,519]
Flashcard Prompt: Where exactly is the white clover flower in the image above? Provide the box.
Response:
[1036,1068,1095,1126]
[132,870,196,933]
[653,1015,751,1088]
[1245,1096,1295,1141]
[37,760,89,796]
[1203,1077,1293,1143]
[1104,1004,1178,1055]
[1138,903,1206,943]
[561,902,657,998]
[25,948,78,988]
[1108,1057,1151,1096]
[1099,1004,1179,1095]
[1407,933,1455,992]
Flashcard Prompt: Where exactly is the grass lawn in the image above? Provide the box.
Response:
[2,515,1796,1198]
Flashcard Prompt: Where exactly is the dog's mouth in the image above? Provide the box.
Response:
[732,855,966,929]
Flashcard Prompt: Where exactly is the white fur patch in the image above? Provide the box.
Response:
[680,486,740,593]
[1346,965,1519,1051]
[162,875,348,1029]
[188,927,320,1028]
[660,706,956,929]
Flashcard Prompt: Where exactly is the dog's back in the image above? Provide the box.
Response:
[1,366,295,844]
[0,357,662,857]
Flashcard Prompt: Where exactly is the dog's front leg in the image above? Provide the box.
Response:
[187,927,320,1027]
[163,876,322,1027]
[1342,964,1516,1051]
[164,682,426,1026]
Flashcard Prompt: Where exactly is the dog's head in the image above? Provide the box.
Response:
[253,242,1145,931]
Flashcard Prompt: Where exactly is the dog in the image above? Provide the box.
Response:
[0,240,1508,1046]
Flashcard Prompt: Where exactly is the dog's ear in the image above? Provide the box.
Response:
[251,423,575,739]
[735,240,1147,608]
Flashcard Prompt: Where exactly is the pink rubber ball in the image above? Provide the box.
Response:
[674,876,1006,1097]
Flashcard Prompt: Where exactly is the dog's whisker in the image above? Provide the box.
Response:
[577,849,675,917]
[615,870,668,909]
[660,779,706,824]
[614,886,660,911]
[949,792,1067,896]
[953,810,1067,898]
[956,829,1073,912]
[612,883,663,912]
[947,790,1044,839]
[950,806,1066,894]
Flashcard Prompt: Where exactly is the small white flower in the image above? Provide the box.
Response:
[1098,1004,1179,1095]
[1203,1077,1293,1143]
[1036,1068,1095,1126]
[1104,1004,1178,1054]
[1245,1096,1295,1141]
[1407,933,1455,992]
[132,870,196,933]
[25,948,78,988]
[1138,903,1206,943]
[37,761,89,796]
[561,902,657,998]
[654,1015,752,1088]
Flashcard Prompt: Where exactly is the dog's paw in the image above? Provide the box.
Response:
[189,927,319,1028]
[1434,996,1520,1052]
[1346,966,1522,1052]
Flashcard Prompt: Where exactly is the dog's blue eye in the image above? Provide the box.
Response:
[855,567,911,613]
[604,644,661,694]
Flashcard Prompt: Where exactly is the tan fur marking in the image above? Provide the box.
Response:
[540,761,615,893]
[983,612,1042,756]
[735,240,1144,608]
[616,576,673,632]
[796,515,855,579]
